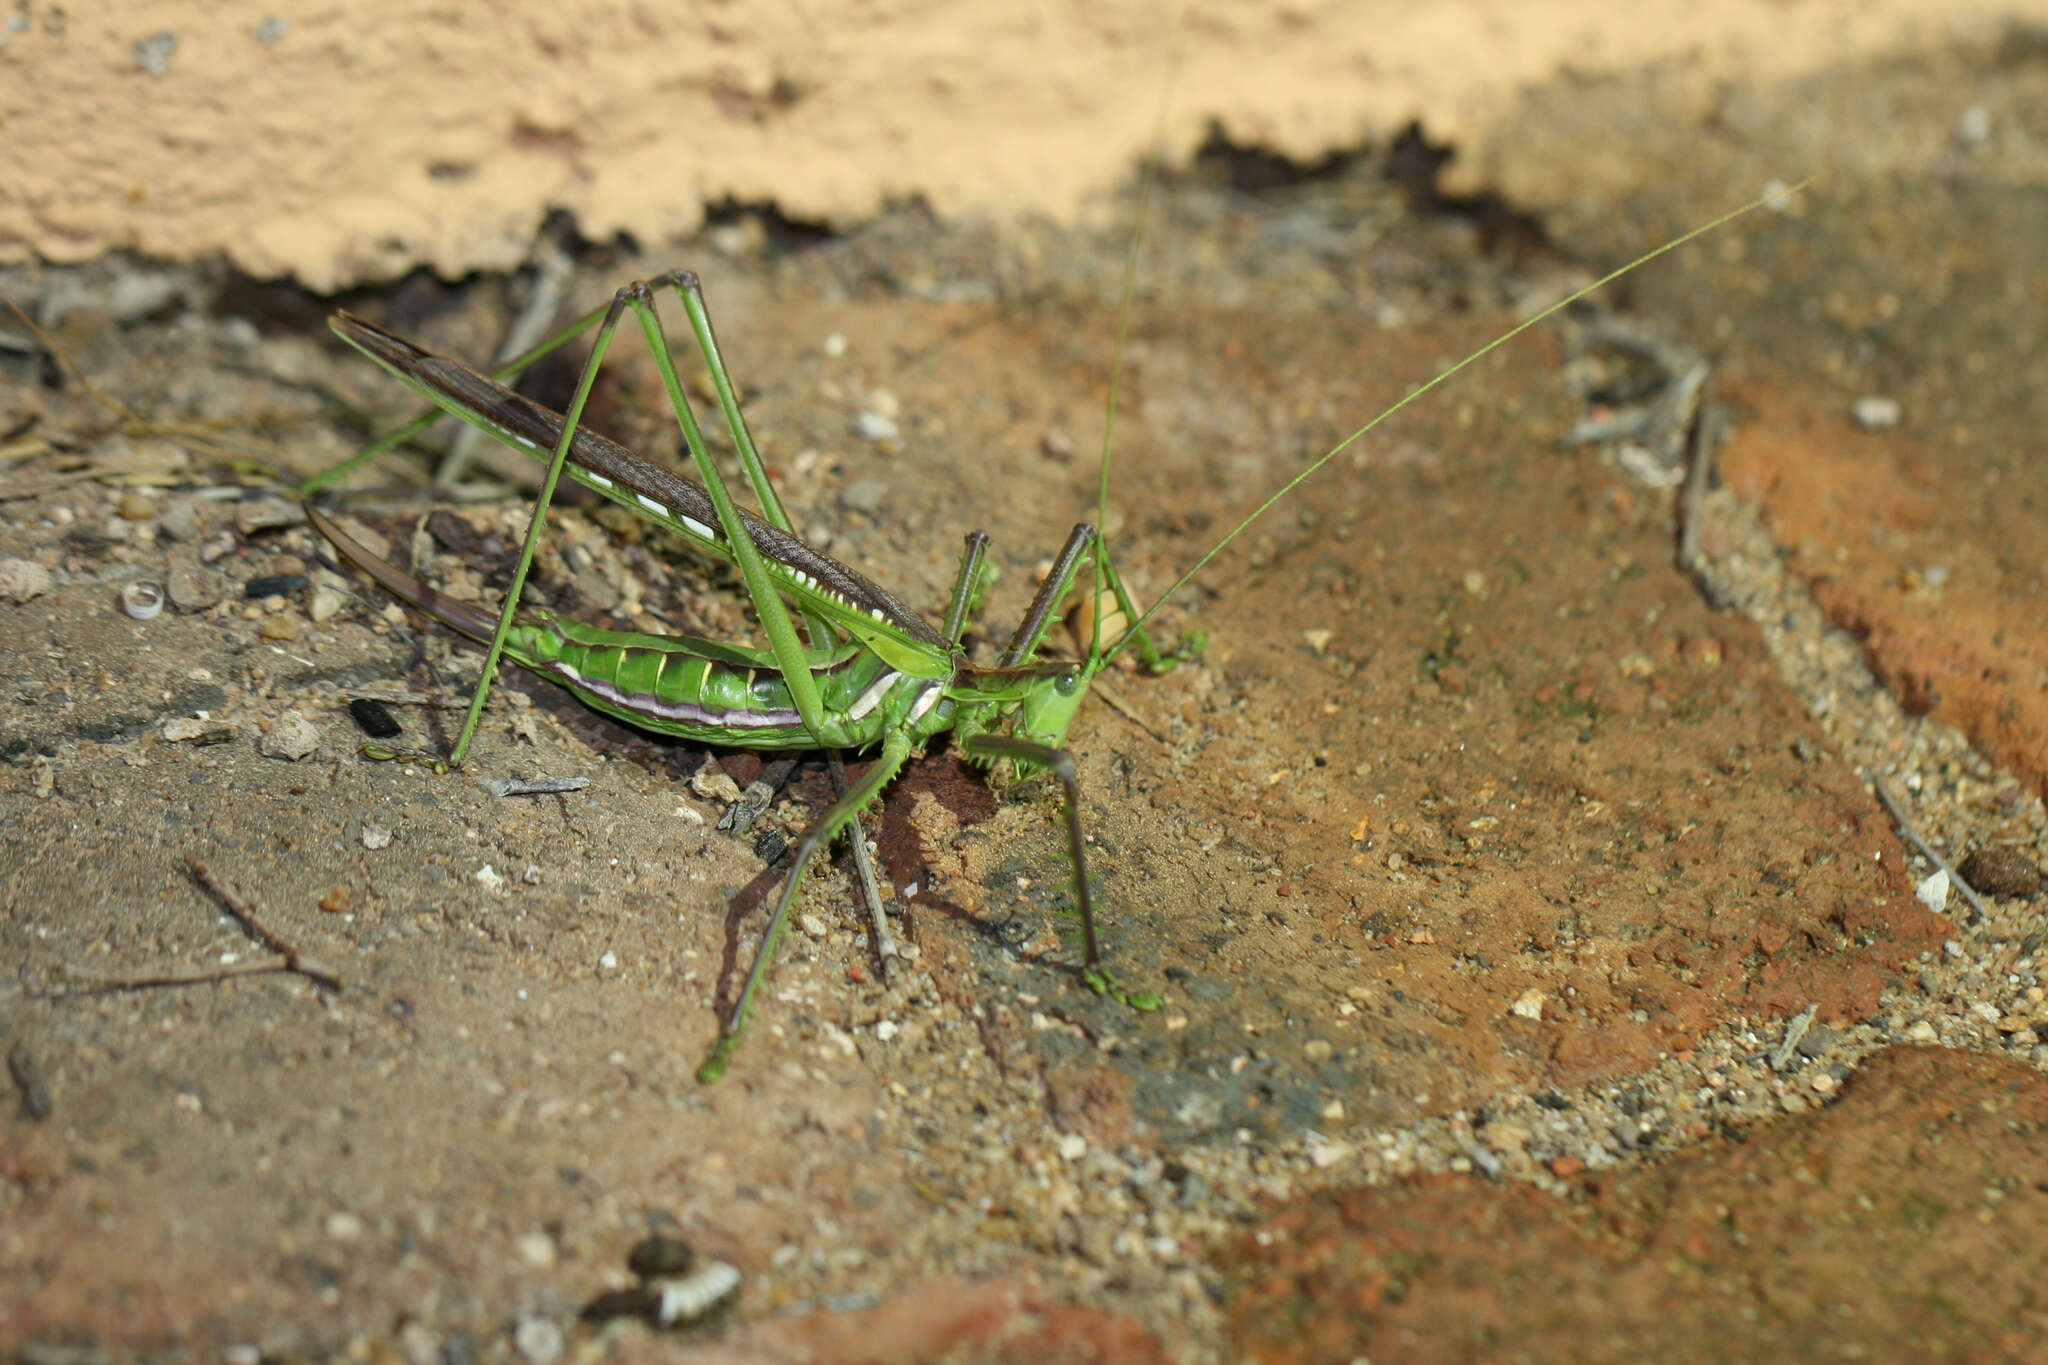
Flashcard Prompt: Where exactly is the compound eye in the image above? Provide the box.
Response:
[1055,670,1083,696]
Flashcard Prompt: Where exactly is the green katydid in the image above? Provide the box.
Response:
[300,189,1796,1082]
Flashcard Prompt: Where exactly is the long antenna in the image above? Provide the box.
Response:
[1091,18,1187,659]
[1105,180,1809,662]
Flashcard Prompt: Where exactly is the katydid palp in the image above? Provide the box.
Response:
[300,191,1795,1082]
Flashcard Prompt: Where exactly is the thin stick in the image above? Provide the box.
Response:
[186,857,345,989]
[51,957,323,994]
[1868,778,1992,921]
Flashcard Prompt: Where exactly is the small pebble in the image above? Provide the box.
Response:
[1057,1133,1087,1161]
[1956,847,2040,899]
[1915,868,1950,913]
[8,1043,53,1121]
[512,1315,562,1365]
[325,1211,365,1241]
[0,558,54,603]
[1956,103,1992,144]
[319,887,350,914]
[1851,395,1901,430]
[799,912,830,938]
[167,563,224,612]
[822,332,848,357]
[840,478,888,514]
[309,583,349,623]
[235,498,303,535]
[516,1230,558,1269]
[117,492,158,521]
[396,1323,439,1365]
[259,613,301,642]
[690,768,742,803]
[347,698,402,739]
[362,822,394,851]
[257,709,320,761]
[160,497,202,543]
[853,412,899,443]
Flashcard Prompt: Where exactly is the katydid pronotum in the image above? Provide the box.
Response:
[300,190,1796,1081]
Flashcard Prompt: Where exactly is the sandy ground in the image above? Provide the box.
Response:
[4,23,2047,1365]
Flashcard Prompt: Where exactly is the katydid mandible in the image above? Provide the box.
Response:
[302,191,1796,1082]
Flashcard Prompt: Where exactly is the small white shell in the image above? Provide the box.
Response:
[121,580,166,620]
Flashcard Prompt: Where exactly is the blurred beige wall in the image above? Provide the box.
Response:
[1,0,2033,290]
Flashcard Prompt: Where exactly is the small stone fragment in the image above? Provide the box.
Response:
[1957,847,2040,899]
[167,562,224,612]
[852,411,899,443]
[1851,395,1901,430]
[512,1315,562,1365]
[235,498,303,535]
[840,478,888,514]
[259,613,301,641]
[690,767,742,803]
[319,886,350,914]
[9,1043,52,1121]
[118,492,158,521]
[1510,988,1547,1021]
[160,496,203,542]
[309,583,349,623]
[1915,868,1950,913]
[0,558,54,603]
[361,822,394,851]
[516,1230,557,1269]
[257,709,320,761]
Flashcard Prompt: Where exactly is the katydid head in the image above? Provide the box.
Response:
[1013,659,1095,750]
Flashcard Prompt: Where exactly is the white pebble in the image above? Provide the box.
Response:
[516,1230,557,1268]
[1057,1133,1087,1161]
[325,1211,365,1242]
[822,332,848,357]
[1915,868,1950,913]
[512,1315,562,1365]
[853,411,900,443]
[1852,395,1901,430]
[256,709,320,761]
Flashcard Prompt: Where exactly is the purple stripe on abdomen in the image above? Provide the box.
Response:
[549,661,803,731]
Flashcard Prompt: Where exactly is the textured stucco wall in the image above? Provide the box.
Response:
[1,0,2037,290]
